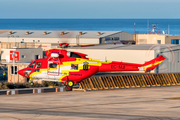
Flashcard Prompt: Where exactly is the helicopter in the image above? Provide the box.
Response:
[18,48,165,91]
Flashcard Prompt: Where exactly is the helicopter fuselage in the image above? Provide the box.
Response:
[18,49,165,86]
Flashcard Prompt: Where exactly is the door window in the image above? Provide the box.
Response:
[49,63,57,68]
[48,62,59,75]
[11,66,17,74]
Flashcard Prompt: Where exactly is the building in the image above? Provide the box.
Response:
[7,63,29,83]
[1,48,43,63]
[136,34,180,45]
[0,48,43,83]
[0,30,134,48]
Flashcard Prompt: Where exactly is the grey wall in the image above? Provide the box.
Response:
[101,31,134,44]
[155,46,180,73]
[108,31,134,40]
[18,48,43,63]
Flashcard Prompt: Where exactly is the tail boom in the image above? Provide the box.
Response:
[98,55,165,73]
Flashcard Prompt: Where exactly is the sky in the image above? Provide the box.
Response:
[0,0,180,19]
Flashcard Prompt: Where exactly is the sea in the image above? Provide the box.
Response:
[0,19,180,35]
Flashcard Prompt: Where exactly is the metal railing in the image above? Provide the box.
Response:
[74,73,180,91]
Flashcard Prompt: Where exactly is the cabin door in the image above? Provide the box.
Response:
[47,61,59,76]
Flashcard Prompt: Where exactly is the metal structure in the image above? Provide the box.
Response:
[147,24,161,34]
[74,73,180,91]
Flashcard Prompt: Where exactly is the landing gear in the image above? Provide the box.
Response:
[67,80,74,87]
[64,80,74,91]
[29,78,34,86]
[65,86,72,91]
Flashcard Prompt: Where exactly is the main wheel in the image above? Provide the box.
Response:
[67,80,74,87]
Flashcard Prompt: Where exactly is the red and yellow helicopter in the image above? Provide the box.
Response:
[18,48,165,90]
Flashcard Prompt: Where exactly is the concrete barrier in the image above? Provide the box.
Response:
[0,86,65,96]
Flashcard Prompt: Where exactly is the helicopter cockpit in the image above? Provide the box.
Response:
[29,61,36,68]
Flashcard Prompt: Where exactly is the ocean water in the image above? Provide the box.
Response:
[0,19,180,35]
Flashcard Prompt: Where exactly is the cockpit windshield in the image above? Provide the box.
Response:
[29,61,35,68]
[35,62,41,68]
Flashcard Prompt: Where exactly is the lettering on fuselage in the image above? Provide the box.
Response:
[83,62,89,70]
[47,71,82,76]
[52,51,59,54]
[48,71,59,74]
[70,73,82,76]
[111,65,125,69]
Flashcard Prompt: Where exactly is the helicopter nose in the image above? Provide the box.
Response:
[18,69,25,76]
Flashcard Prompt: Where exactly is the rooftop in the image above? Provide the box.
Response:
[0,30,123,38]
[69,44,180,50]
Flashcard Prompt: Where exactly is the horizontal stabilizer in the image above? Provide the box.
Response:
[140,55,165,71]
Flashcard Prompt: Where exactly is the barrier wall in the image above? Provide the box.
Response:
[75,73,180,91]
[0,86,65,95]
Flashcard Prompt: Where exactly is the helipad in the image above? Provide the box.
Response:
[0,86,180,120]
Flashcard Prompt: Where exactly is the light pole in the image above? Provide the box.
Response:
[7,36,10,48]
[76,35,79,46]
[8,36,10,43]
[134,23,136,34]
[12,52,16,84]
[15,35,19,47]
[11,35,14,47]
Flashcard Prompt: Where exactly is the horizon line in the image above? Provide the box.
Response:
[1,18,180,19]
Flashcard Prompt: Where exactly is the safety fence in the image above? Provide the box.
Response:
[74,73,180,91]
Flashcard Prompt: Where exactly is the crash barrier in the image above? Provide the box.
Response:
[0,86,65,95]
[73,73,180,91]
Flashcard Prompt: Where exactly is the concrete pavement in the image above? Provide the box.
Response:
[0,86,180,120]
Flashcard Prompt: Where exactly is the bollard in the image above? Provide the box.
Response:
[7,91,11,95]
[11,90,18,95]
[37,88,41,93]
[33,89,37,94]
[60,87,64,92]
[37,88,44,93]
[41,89,44,93]
[56,88,60,92]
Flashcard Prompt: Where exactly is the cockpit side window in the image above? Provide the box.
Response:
[29,61,35,68]
[35,62,41,68]
[70,52,81,58]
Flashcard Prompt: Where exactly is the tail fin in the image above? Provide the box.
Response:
[141,55,165,72]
